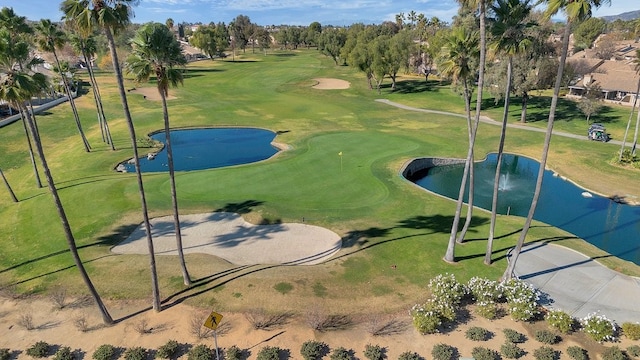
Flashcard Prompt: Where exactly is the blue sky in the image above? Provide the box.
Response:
[1,0,634,27]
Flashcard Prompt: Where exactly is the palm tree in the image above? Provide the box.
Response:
[630,53,640,156]
[438,26,480,262]
[455,0,491,243]
[618,56,639,162]
[0,30,113,324]
[485,0,534,265]
[61,0,162,312]
[35,19,91,153]
[0,7,42,188]
[502,0,610,281]
[125,22,191,286]
[69,30,115,149]
[165,18,174,30]
[0,167,18,202]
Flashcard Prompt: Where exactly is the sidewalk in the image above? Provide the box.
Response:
[512,242,640,323]
[0,96,69,128]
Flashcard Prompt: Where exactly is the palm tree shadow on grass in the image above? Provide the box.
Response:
[380,79,446,94]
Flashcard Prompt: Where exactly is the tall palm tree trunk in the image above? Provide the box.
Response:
[52,50,91,152]
[520,92,528,123]
[19,107,42,188]
[631,104,640,156]
[457,1,487,243]
[502,23,571,281]
[445,79,477,262]
[0,168,18,202]
[83,48,114,149]
[21,102,113,324]
[486,56,513,265]
[160,91,191,286]
[105,26,162,312]
[618,80,638,161]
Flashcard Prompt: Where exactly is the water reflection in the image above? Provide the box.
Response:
[408,153,640,265]
[118,127,279,173]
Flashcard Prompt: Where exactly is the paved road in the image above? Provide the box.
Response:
[512,242,640,324]
[375,99,623,146]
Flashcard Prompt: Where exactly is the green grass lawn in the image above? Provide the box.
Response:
[0,50,638,314]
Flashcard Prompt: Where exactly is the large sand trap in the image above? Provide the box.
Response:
[129,87,177,101]
[312,78,351,90]
[112,212,342,265]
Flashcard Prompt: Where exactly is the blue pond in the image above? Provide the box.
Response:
[409,153,640,265]
[121,127,279,173]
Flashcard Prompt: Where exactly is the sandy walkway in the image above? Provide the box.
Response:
[112,212,342,265]
[312,78,350,90]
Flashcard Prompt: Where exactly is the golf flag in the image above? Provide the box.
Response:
[338,151,343,156]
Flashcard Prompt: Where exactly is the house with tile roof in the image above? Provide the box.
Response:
[567,41,639,106]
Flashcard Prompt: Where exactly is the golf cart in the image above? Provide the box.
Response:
[588,123,609,142]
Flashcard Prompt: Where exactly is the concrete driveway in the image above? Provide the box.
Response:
[512,242,640,323]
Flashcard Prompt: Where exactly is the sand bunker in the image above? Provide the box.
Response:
[312,78,351,90]
[129,87,177,101]
[112,212,342,265]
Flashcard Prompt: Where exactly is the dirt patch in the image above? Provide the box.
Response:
[0,298,634,359]
[312,78,350,90]
[129,87,177,101]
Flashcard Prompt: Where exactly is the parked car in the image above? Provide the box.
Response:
[588,123,609,142]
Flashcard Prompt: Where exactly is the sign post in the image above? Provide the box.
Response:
[203,311,224,360]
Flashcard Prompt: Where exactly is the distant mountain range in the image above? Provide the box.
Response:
[601,10,640,22]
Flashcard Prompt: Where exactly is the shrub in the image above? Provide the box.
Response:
[502,279,539,321]
[19,313,35,330]
[503,328,526,343]
[465,326,491,341]
[330,347,352,360]
[410,302,442,334]
[622,323,640,340]
[602,346,628,360]
[471,347,499,360]
[398,352,422,360]
[26,342,50,358]
[256,346,280,360]
[363,344,385,360]
[500,343,524,359]
[474,299,499,320]
[581,312,617,342]
[188,345,213,360]
[627,345,640,357]
[545,309,575,333]
[300,340,326,360]
[534,330,560,344]
[54,347,74,360]
[431,344,456,360]
[0,349,10,360]
[566,346,588,360]
[467,277,503,302]
[427,273,466,307]
[93,345,116,360]
[124,347,146,360]
[224,346,242,360]
[533,346,557,360]
[156,340,180,359]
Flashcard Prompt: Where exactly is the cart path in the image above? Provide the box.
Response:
[375,99,623,145]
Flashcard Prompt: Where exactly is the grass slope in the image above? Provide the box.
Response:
[0,50,638,315]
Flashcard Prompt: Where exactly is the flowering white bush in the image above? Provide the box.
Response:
[467,276,503,302]
[428,273,467,306]
[410,301,442,334]
[545,309,575,333]
[581,312,617,342]
[502,278,539,321]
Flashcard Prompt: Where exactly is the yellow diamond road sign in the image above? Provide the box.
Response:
[203,311,223,330]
